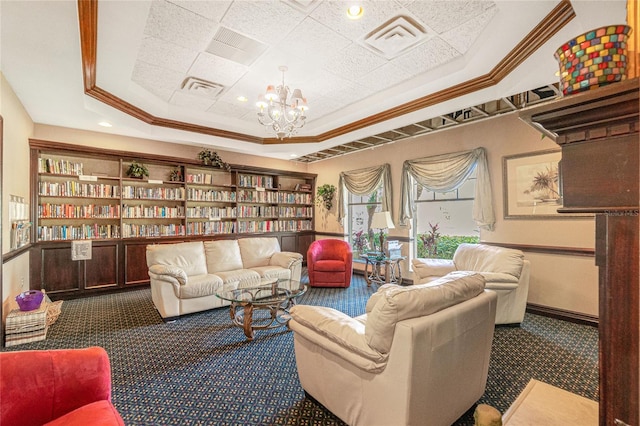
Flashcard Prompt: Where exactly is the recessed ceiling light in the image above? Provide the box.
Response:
[346,5,363,20]
[290,154,298,157]
[98,121,112,127]
[237,96,248,102]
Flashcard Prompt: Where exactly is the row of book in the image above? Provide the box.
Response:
[186,206,237,219]
[237,189,278,203]
[121,205,185,218]
[186,188,236,202]
[39,181,120,198]
[39,158,84,175]
[37,224,120,241]
[237,205,278,218]
[122,186,185,200]
[121,224,185,238]
[278,192,313,204]
[186,221,235,235]
[237,174,274,189]
[278,207,313,218]
[38,203,120,219]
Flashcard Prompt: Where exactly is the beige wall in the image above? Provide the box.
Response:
[2,72,35,318]
[308,113,599,317]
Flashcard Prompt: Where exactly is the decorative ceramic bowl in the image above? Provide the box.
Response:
[16,290,44,311]
[554,25,632,96]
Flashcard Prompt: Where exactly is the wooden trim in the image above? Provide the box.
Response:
[2,244,31,264]
[77,0,575,145]
[526,303,598,327]
[482,242,595,257]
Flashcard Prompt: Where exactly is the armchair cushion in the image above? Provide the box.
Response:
[454,243,524,279]
[290,305,386,371]
[365,271,486,353]
[411,258,456,278]
[313,259,347,272]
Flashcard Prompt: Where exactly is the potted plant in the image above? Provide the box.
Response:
[197,149,230,171]
[316,184,336,211]
[126,161,149,179]
[168,166,183,182]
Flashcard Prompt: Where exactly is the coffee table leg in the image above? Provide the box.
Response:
[242,304,255,341]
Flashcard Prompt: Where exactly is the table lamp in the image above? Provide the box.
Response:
[370,211,395,254]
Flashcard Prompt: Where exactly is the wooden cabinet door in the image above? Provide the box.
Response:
[125,243,151,286]
[84,243,119,289]
[40,246,81,294]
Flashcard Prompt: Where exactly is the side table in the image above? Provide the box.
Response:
[5,302,49,347]
[360,254,405,286]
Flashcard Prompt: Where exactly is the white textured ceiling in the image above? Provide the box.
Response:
[0,0,629,160]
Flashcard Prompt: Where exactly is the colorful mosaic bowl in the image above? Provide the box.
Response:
[554,25,632,96]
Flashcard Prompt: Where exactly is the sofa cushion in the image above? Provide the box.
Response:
[146,241,207,276]
[453,244,524,279]
[365,271,485,354]
[251,265,291,280]
[204,240,243,273]
[313,259,346,272]
[238,237,280,268]
[215,269,262,287]
[44,400,124,426]
[177,274,223,299]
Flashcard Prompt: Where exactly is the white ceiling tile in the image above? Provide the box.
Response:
[359,62,413,91]
[278,17,351,64]
[136,36,198,73]
[169,90,216,110]
[167,0,232,21]
[187,52,249,87]
[440,6,497,54]
[393,37,461,74]
[221,1,307,45]
[207,98,253,119]
[407,1,496,34]
[131,60,185,101]
[310,1,405,40]
[143,0,217,51]
[324,43,388,79]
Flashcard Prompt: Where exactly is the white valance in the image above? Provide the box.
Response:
[338,164,393,223]
[399,148,495,230]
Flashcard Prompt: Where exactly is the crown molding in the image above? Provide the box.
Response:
[77,0,575,145]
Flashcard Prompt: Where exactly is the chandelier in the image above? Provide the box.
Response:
[256,66,308,140]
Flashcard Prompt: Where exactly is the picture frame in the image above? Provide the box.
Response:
[502,149,589,219]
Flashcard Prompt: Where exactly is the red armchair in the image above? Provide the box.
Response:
[307,239,353,288]
[1,346,124,426]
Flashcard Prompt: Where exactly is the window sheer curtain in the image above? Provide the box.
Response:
[337,164,393,223]
[399,147,495,230]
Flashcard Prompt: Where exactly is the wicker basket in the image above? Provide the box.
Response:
[554,25,632,95]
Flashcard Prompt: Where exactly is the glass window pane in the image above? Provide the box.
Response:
[434,190,457,200]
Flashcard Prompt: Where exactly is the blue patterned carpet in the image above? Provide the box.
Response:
[3,272,598,425]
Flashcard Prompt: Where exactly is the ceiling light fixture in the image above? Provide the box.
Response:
[256,66,308,140]
[346,5,363,19]
[98,121,112,127]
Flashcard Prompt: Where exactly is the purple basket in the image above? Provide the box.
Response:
[16,290,44,311]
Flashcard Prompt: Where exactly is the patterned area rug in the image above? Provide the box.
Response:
[2,272,598,425]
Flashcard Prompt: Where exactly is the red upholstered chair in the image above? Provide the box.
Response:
[307,239,353,288]
[0,346,124,426]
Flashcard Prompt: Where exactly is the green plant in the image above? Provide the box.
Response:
[126,161,149,178]
[316,184,336,210]
[419,222,441,258]
[416,234,480,259]
[197,149,230,171]
[351,230,369,253]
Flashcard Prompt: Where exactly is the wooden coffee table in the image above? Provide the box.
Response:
[215,279,307,341]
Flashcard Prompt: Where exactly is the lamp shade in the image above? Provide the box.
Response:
[371,211,395,229]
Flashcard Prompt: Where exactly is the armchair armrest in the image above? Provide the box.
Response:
[270,251,303,269]
[289,305,387,372]
[148,264,187,285]
[411,258,455,279]
[0,347,114,426]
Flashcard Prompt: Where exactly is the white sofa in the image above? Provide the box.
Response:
[146,237,303,320]
[412,243,530,325]
[289,271,497,426]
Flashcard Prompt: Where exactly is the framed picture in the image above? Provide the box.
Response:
[502,149,588,219]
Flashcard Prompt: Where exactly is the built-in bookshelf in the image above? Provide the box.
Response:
[29,139,316,298]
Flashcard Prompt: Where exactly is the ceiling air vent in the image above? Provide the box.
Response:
[205,26,268,66]
[361,16,430,60]
[181,77,225,100]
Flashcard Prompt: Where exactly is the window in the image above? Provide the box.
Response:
[413,169,479,259]
[347,184,382,256]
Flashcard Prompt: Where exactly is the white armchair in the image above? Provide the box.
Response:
[289,271,497,426]
[412,243,530,325]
